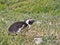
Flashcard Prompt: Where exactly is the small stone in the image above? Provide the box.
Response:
[34,37,42,45]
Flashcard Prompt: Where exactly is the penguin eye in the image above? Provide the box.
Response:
[29,20,34,25]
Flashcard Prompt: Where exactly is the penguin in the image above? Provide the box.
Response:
[8,18,35,35]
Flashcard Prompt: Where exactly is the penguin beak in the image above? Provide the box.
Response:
[32,19,35,22]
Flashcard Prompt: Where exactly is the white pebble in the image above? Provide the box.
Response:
[34,37,42,45]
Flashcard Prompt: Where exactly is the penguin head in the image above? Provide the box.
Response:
[25,18,35,25]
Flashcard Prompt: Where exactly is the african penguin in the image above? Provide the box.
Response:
[8,19,35,35]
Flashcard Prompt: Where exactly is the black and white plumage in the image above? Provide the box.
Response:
[8,19,35,35]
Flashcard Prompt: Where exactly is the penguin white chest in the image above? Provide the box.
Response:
[17,25,24,32]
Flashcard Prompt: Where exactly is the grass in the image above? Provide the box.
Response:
[0,11,60,45]
[0,0,60,45]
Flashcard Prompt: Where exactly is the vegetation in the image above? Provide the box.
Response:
[0,0,60,45]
